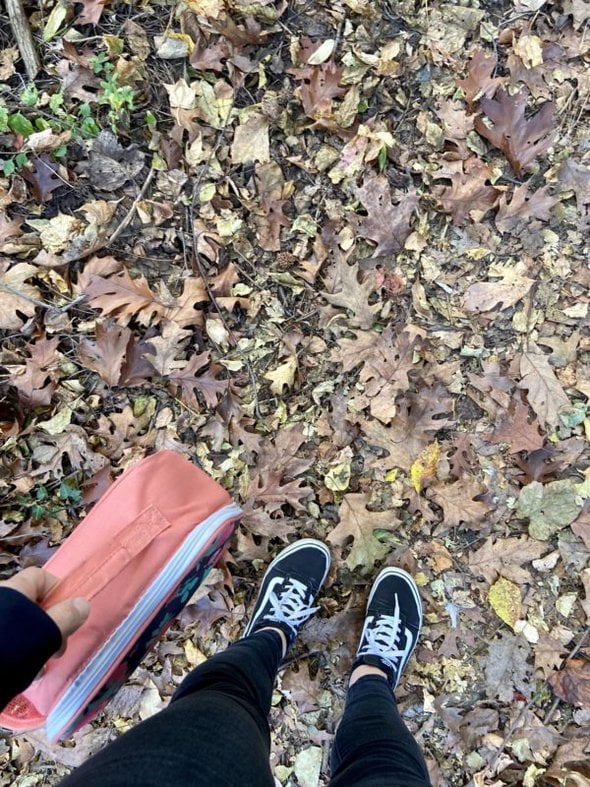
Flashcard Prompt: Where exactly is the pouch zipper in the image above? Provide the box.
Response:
[46,503,241,740]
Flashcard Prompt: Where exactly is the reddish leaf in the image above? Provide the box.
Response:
[292,62,346,119]
[474,89,556,175]
[77,319,135,385]
[355,175,418,257]
[23,155,65,203]
[169,353,227,409]
[456,48,503,111]
[548,659,590,708]
[435,158,500,225]
[495,183,559,232]
[489,401,544,453]
[84,270,167,326]
[78,0,109,25]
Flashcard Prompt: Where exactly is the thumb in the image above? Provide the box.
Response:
[46,597,91,643]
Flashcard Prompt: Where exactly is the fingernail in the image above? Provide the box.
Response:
[73,598,91,618]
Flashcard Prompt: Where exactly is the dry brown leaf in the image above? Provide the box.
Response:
[9,336,59,407]
[431,478,490,530]
[293,62,346,119]
[468,534,547,584]
[495,183,559,233]
[489,401,544,453]
[355,175,418,257]
[231,113,270,165]
[548,659,590,708]
[559,158,590,214]
[361,386,455,472]
[327,493,401,571]
[78,320,135,386]
[0,261,40,329]
[518,347,570,428]
[474,88,556,175]
[456,48,503,110]
[463,262,535,313]
[435,157,499,225]
[85,270,167,326]
[322,256,381,329]
[168,352,227,408]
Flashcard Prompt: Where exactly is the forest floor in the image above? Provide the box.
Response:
[1,0,589,784]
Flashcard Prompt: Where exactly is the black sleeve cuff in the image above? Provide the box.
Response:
[0,587,63,711]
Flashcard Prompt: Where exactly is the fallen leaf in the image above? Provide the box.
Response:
[78,320,136,385]
[518,347,570,427]
[293,62,346,119]
[518,479,582,540]
[456,48,503,110]
[474,88,556,175]
[410,441,440,493]
[231,113,270,164]
[327,493,401,571]
[84,270,166,326]
[489,401,544,453]
[0,261,40,329]
[548,659,590,708]
[469,535,547,584]
[495,183,559,233]
[463,261,535,312]
[431,478,490,530]
[264,355,297,394]
[489,577,522,628]
[435,157,499,225]
[355,174,418,256]
[322,256,381,329]
[485,631,531,702]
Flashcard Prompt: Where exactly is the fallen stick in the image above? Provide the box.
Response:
[6,0,41,79]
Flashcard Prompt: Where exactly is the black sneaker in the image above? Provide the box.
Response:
[243,539,331,653]
[352,567,423,689]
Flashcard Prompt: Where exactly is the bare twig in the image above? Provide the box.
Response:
[6,0,40,79]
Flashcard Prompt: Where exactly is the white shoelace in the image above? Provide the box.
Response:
[263,577,318,636]
[358,594,414,672]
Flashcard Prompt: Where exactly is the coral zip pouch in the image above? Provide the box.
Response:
[0,450,240,742]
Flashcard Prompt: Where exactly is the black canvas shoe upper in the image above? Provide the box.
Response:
[352,567,423,689]
[243,539,331,653]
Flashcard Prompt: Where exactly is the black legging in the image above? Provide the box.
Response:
[59,630,431,786]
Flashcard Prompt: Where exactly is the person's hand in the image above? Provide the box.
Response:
[0,567,90,656]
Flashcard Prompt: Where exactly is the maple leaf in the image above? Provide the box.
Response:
[293,62,346,119]
[468,535,547,584]
[355,175,418,257]
[430,478,490,530]
[489,400,544,453]
[84,270,167,326]
[168,352,227,408]
[327,493,401,571]
[474,89,556,175]
[495,183,559,233]
[77,320,136,386]
[435,157,500,225]
[322,256,381,329]
[518,346,570,427]
[361,386,455,472]
[463,261,535,313]
[456,48,503,110]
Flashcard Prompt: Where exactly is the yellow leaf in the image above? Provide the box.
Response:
[409,440,440,492]
[489,577,521,629]
[264,356,297,394]
[324,462,351,492]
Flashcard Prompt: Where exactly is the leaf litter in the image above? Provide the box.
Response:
[1,0,590,784]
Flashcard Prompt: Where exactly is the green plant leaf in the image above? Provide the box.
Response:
[8,112,34,137]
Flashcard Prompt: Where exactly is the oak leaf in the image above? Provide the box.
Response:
[9,336,59,406]
[355,175,418,257]
[22,155,64,203]
[168,352,227,408]
[559,158,590,215]
[435,158,499,225]
[489,401,544,453]
[294,62,346,119]
[495,183,559,233]
[327,493,401,571]
[485,631,531,703]
[468,535,547,585]
[361,386,455,472]
[456,48,503,110]
[463,261,535,313]
[474,89,556,175]
[78,320,135,385]
[431,478,490,530]
[322,256,381,329]
[517,346,570,427]
[84,270,167,326]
